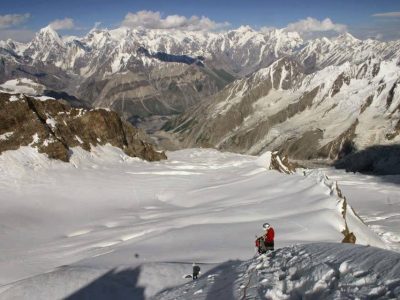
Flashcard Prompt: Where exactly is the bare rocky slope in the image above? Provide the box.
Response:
[0,92,166,162]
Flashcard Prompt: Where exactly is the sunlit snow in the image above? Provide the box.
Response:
[0,146,394,299]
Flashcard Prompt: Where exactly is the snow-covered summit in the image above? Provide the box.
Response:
[5,25,399,76]
[37,25,64,45]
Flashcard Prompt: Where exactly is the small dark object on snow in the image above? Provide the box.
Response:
[192,263,201,280]
[134,253,139,258]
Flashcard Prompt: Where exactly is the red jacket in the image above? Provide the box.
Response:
[255,227,275,247]
[264,227,275,243]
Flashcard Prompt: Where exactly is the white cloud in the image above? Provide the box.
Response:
[372,12,400,18]
[49,18,75,30]
[286,17,347,33]
[0,13,30,29]
[122,10,229,31]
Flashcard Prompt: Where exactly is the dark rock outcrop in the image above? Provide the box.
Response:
[0,92,166,162]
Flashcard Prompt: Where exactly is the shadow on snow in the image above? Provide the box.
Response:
[64,267,145,300]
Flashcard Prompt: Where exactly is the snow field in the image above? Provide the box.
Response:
[0,146,389,298]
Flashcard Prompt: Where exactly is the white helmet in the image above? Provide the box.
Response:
[263,223,270,230]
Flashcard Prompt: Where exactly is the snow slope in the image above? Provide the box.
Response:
[0,146,388,298]
[156,243,400,299]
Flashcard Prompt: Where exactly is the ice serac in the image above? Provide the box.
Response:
[167,57,400,161]
[0,92,166,162]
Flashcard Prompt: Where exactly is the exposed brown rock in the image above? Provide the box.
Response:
[342,230,357,244]
[385,120,400,140]
[0,92,166,162]
[331,178,356,244]
[356,63,368,79]
[372,63,380,77]
[335,182,357,244]
[269,152,297,174]
[330,73,351,97]
[376,83,386,96]
[360,95,373,114]
[386,81,398,109]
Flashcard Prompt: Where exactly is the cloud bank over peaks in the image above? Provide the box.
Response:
[48,18,75,30]
[0,13,30,29]
[286,17,347,34]
[121,10,230,31]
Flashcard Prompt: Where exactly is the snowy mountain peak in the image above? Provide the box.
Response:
[335,32,360,43]
[234,25,255,33]
[37,25,64,46]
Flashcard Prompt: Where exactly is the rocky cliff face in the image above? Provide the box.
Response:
[166,57,400,160]
[0,92,166,162]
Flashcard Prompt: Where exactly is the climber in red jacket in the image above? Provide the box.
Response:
[255,223,275,254]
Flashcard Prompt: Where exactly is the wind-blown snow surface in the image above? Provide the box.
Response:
[156,243,400,300]
[0,146,387,299]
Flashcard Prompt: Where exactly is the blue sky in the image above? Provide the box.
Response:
[1,0,400,41]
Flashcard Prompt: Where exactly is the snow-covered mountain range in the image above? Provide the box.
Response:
[1,25,400,169]
[1,25,400,121]
[167,55,400,169]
